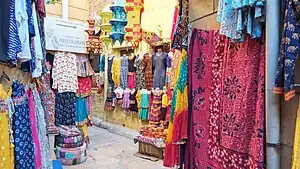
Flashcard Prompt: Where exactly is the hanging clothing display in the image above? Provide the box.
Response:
[129,89,138,114]
[12,81,35,169]
[144,53,153,90]
[52,52,78,93]
[112,56,121,87]
[0,85,14,169]
[217,0,265,42]
[122,89,130,110]
[135,57,146,90]
[185,29,265,169]
[152,52,167,90]
[274,0,300,101]
[104,56,115,111]
[149,89,162,122]
[77,55,95,77]
[137,89,150,120]
[128,55,136,89]
[0,0,9,63]
[120,56,129,89]
[77,77,92,97]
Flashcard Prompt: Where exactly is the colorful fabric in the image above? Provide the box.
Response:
[217,0,265,42]
[39,73,57,134]
[0,85,14,169]
[120,56,129,89]
[135,57,146,90]
[56,134,84,145]
[99,54,105,72]
[112,57,121,87]
[12,81,35,169]
[128,55,136,72]
[292,99,300,168]
[144,53,153,90]
[58,125,81,137]
[77,77,92,97]
[149,90,162,122]
[27,88,42,169]
[185,29,265,169]
[30,85,52,169]
[129,89,138,114]
[128,72,136,89]
[122,89,130,109]
[75,97,91,126]
[137,90,150,120]
[136,135,165,148]
[52,52,78,93]
[76,55,95,77]
[274,0,300,101]
[55,92,76,126]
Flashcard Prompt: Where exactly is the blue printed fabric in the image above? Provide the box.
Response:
[274,0,300,101]
[120,56,128,89]
[217,0,265,42]
[7,0,22,65]
[12,81,35,169]
[55,92,76,126]
[99,54,105,72]
[26,0,35,37]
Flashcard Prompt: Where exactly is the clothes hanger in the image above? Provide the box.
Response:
[0,71,10,83]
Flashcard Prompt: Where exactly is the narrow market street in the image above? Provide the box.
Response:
[64,126,167,169]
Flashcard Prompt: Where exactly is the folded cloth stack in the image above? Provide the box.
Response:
[55,125,87,166]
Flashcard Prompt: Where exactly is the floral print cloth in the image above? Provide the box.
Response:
[120,56,129,89]
[135,57,146,90]
[274,0,300,101]
[77,77,92,97]
[12,81,35,169]
[52,52,78,93]
[144,54,153,90]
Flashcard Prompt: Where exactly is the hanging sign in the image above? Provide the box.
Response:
[45,17,87,54]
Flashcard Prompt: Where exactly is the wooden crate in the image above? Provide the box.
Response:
[138,141,164,159]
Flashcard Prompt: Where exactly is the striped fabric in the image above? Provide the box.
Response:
[7,0,22,65]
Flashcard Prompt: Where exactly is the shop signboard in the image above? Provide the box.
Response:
[45,17,87,54]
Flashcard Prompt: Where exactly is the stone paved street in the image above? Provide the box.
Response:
[64,127,167,169]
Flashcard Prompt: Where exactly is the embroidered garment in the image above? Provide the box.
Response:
[39,73,57,134]
[55,92,76,126]
[135,57,146,90]
[7,0,22,65]
[112,56,121,87]
[52,52,78,93]
[76,97,91,126]
[0,85,14,169]
[31,85,52,169]
[185,29,265,169]
[144,53,153,90]
[149,90,162,122]
[137,89,150,120]
[120,56,129,89]
[26,88,42,169]
[129,89,138,114]
[12,81,35,169]
[77,77,92,97]
[274,0,300,101]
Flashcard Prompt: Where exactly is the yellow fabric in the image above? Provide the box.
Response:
[79,124,89,139]
[136,90,141,109]
[162,93,169,108]
[112,57,121,87]
[0,84,14,169]
[292,99,300,169]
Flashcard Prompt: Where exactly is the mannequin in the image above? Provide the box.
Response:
[152,48,167,89]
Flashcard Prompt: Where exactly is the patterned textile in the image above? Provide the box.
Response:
[52,52,78,93]
[112,57,121,87]
[129,89,138,114]
[76,55,95,77]
[136,135,165,148]
[122,89,130,109]
[77,77,92,97]
[56,143,87,166]
[149,90,162,122]
[31,85,52,169]
[137,90,150,120]
[128,72,136,89]
[39,73,57,134]
[55,92,76,126]
[12,81,35,169]
[217,0,265,42]
[7,0,22,65]
[26,88,42,169]
[144,53,153,90]
[58,125,81,137]
[26,0,35,37]
[120,56,129,89]
[135,57,146,90]
[104,85,115,111]
[274,0,300,101]
[169,50,180,89]
[56,134,84,145]
[36,0,46,17]
[185,29,265,169]
[0,0,9,63]
[75,97,91,126]
[0,85,14,169]
[56,141,84,149]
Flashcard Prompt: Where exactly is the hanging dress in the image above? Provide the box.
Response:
[149,90,162,122]
[12,81,35,169]
[122,89,130,110]
[152,53,167,90]
[129,89,138,114]
[138,90,150,120]
[120,56,128,89]
[128,55,136,89]
[135,57,146,90]
[105,56,116,111]
[144,54,153,90]
[0,85,14,169]
[55,92,76,126]
[112,56,121,88]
